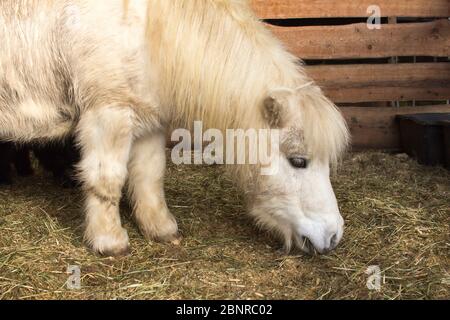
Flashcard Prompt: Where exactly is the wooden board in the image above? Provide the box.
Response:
[341,105,450,149]
[306,63,450,103]
[251,0,450,19]
[269,19,450,59]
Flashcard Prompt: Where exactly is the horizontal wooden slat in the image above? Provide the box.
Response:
[307,63,450,103]
[270,19,450,59]
[252,0,450,19]
[341,105,450,149]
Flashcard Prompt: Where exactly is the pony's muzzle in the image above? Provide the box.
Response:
[296,225,343,255]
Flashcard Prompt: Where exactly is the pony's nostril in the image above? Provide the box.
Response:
[329,233,338,249]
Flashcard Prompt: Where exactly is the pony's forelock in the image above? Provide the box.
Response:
[297,87,350,166]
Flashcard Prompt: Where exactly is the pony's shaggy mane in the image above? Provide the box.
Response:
[141,0,349,165]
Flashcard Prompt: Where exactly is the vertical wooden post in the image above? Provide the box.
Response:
[388,17,400,108]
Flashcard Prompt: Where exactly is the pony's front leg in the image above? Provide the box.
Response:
[127,133,180,244]
[77,106,135,256]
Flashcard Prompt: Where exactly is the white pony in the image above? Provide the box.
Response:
[0,0,349,256]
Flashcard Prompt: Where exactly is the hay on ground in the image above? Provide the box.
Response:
[0,151,448,299]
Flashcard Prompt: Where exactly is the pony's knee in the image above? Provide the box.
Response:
[77,106,136,193]
[128,133,166,183]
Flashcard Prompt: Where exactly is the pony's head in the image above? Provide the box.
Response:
[248,84,350,254]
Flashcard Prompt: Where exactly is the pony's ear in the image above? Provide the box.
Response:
[262,88,293,128]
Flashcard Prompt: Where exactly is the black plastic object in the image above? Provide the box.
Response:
[397,113,450,166]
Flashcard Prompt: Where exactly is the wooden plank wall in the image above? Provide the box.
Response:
[251,0,450,149]
[252,0,450,18]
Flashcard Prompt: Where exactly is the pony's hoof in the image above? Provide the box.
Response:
[100,245,131,258]
[154,232,183,246]
[87,229,131,257]
[138,213,181,245]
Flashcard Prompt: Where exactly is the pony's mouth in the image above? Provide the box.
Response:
[295,235,317,255]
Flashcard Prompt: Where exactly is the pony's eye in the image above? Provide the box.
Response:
[288,157,308,169]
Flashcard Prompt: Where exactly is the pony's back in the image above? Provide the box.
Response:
[0,0,151,141]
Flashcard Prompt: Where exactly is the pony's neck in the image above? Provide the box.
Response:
[146,0,307,133]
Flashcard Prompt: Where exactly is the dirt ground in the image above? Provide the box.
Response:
[0,151,448,300]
